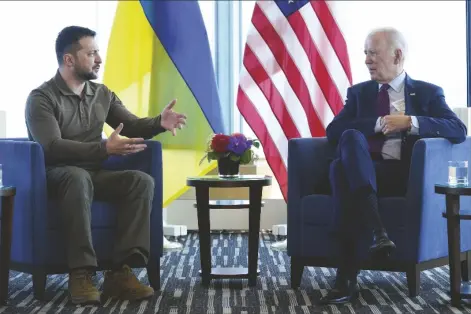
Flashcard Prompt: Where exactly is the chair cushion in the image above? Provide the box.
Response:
[300,194,407,229]
[298,194,409,260]
[47,200,117,229]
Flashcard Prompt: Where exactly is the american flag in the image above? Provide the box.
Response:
[236,0,352,200]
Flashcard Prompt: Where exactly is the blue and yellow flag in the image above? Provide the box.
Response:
[103,1,224,207]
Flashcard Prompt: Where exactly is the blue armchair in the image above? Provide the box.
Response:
[0,139,163,299]
[287,136,471,297]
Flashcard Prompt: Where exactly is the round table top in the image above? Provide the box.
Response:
[187,175,272,188]
[435,183,471,195]
[0,186,16,197]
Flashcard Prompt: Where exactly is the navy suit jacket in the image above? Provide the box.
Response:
[326,74,467,163]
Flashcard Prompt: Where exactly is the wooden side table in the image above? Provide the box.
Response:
[187,175,272,287]
[435,183,471,307]
[0,186,15,304]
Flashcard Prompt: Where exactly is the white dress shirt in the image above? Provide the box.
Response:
[373,71,419,160]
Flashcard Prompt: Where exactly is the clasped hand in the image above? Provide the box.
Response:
[380,114,411,135]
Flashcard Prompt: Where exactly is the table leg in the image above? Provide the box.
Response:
[0,196,14,303]
[195,186,211,286]
[446,194,461,307]
[248,186,262,287]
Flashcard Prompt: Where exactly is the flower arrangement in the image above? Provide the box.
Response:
[199,133,260,165]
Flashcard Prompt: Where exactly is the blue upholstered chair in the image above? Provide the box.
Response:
[0,139,163,299]
[287,136,471,297]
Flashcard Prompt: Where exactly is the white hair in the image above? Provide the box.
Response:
[367,27,408,61]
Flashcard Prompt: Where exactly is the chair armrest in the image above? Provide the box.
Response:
[287,137,336,198]
[406,137,471,262]
[0,140,48,263]
[103,140,161,173]
[103,140,164,258]
[287,137,336,253]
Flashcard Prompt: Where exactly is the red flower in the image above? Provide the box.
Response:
[210,134,230,153]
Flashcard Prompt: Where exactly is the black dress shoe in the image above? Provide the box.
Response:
[369,233,396,258]
[319,279,359,305]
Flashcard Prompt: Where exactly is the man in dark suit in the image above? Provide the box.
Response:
[320,27,467,304]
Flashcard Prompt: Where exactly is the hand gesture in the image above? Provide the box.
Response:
[105,123,147,155]
[381,115,412,135]
[160,99,187,136]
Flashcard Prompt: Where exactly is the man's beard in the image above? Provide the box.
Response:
[74,66,98,81]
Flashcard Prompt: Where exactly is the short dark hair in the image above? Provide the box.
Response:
[55,26,96,65]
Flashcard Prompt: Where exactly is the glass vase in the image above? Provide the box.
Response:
[217,156,240,178]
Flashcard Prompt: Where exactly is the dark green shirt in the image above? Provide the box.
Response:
[25,71,166,169]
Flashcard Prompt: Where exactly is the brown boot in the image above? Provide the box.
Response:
[68,268,101,305]
[103,265,154,301]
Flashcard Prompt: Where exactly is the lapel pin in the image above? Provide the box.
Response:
[410,93,416,96]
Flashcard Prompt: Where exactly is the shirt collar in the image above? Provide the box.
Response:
[53,70,95,96]
[378,71,406,92]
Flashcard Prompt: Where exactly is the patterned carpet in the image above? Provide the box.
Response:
[0,232,469,313]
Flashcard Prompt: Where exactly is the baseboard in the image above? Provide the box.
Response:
[165,198,287,231]
[163,225,187,237]
[272,224,288,236]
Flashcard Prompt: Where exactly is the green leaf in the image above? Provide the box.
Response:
[207,151,220,162]
[229,154,240,162]
[240,149,252,164]
[198,154,208,166]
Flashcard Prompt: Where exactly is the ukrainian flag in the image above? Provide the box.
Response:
[103,1,224,207]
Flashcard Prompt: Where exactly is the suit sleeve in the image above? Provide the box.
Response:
[326,87,379,144]
[415,87,467,144]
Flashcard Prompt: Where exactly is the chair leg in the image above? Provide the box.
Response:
[32,271,47,300]
[406,265,420,297]
[147,262,161,291]
[461,251,471,281]
[291,257,304,289]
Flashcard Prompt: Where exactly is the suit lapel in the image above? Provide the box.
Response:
[404,74,416,115]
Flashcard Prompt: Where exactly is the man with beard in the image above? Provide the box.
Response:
[25,26,187,305]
